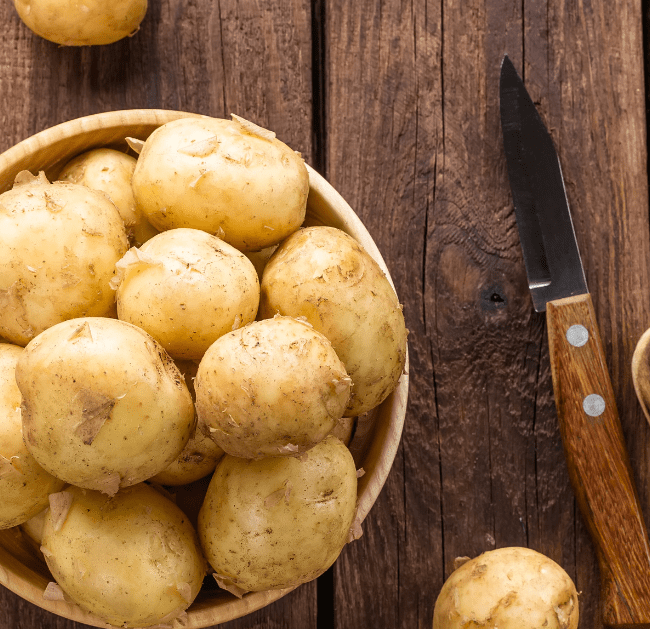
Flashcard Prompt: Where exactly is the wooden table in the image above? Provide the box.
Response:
[1,2,649,628]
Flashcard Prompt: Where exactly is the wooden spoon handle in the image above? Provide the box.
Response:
[547,293,650,628]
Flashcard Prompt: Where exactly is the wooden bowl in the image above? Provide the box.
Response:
[0,110,409,628]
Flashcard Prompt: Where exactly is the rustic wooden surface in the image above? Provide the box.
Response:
[1,1,650,628]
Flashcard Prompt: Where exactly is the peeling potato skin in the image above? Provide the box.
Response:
[131,116,309,252]
[432,547,579,629]
[13,0,148,46]
[40,483,205,628]
[259,226,407,416]
[197,435,357,592]
[0,343,65,529]
[116,228,260,360]
[0,180,128,346]
[15,317,195,493]
[195,316,351,459]
[59,148,158,247]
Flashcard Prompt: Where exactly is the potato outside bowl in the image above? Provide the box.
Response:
[0,110,409,628]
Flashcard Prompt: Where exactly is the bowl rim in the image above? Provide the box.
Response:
[0,109,409,628]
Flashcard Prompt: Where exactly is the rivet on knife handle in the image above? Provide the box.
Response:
[547,293,650,627]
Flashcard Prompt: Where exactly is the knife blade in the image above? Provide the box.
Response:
[500,54,650,628]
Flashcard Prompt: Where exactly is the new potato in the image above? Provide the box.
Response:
[433,547,579,629]
[198,435,358,593]
[0,343,65,529]
[115,228,260,360]
[13,0,148,46]
[195,316,351,458]
[131,115,309,251]
[40,484,206,628]
[16,317,195,495]
[0,174,128,346]
[59,148,158,247]
[260,226,407,416]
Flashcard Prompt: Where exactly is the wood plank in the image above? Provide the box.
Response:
[0,2,315,628]
[324,2,650,629]
[325,1,443,627]
[0,0,313,160]
[521,1,650,625]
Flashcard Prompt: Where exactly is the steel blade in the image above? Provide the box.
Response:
[499,55,587,311]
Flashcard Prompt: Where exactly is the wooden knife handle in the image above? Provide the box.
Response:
[547,293,650,628]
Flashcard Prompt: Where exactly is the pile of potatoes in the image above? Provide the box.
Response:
[0,115,407,627]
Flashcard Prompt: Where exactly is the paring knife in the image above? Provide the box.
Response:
[499,55,650,628]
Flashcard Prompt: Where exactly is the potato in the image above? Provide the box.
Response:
[59,148,158,247]
[0,343,65,529]
[433,547,579,629]
[13,0,147,46]
[16,317,195,495]
[195,316,351,458]
[131,115,309,251]
[260,226,407,416]
[0,174,128,346]
[198,435,357,593]
[40,484,205,628]
[114,228,260,360]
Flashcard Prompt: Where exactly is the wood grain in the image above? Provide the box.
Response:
[325,1,443,627]
[0,0,314,161]
[324,1,650,628]
[523,3,650,625]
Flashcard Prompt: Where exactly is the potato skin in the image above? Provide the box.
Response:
[13,0,147,46]
[131,116,309,251]
[59,148,158,247]
[16,317,195,494]
[195,316,351,458]
[260,226,407,416]
[0,178,128,346]
[433,547,579,629]
[115,228,260,360]
[0,344,65,529]
[198,435,357,592]
[41,484,205,628]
